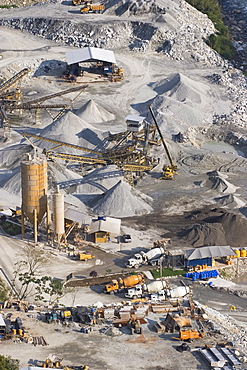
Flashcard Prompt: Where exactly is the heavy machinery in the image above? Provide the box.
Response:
[127,316,142,334]
[125,284,190,300]
[104,274,145,295]
[148,106,177,179]
[77,251,95,261]
[126,246,166,268]
[80,3,104,13]
[178,328,204,341]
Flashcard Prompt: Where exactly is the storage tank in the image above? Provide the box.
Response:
[121,274,144,288]
[168,286,190,298]
[145,280,167,293]
[52,185,65,241]
[21,153,48,223]
[141,247,165,261]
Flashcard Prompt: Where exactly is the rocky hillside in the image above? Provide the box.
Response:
[0,0,221,65]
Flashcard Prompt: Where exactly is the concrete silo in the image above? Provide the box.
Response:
[52,185,65,244]
[21,153,48,243]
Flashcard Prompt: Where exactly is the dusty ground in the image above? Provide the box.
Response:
[0,0,247,368]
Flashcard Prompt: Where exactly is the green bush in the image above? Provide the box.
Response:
[0,355,19,370]
[0,5,18,8]
[0,221,21,236]
[185,0,235,60]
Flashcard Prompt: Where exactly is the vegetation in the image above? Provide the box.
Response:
[0,278,10,302]
[0,5,18,8]
[0,220,21,236]
[0,355,19,370]
[185,0,235,60]
[152,268,186,279]
[13,245,64,303]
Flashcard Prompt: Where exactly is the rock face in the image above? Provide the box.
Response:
[0,0,222,66]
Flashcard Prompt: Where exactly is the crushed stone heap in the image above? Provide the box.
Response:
[151,73,230,131]
[182,211,247,247]
[89,179,153,217]
[39,110,104,151]
[204,170,238,194]
[75,99,115,124]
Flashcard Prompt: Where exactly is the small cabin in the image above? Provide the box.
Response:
[89,216,121,243]
[126,115,145,132]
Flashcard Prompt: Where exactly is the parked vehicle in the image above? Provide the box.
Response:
[122,234,132,243]
[104,274,145,295]
[126,247,165,268]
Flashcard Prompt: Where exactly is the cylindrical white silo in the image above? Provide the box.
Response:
[53,186,65,241]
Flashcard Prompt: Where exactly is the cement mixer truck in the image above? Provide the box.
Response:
[125,282,190,300]
[104,274,145,295]
[125,280,168,299]
[126,247,166,269]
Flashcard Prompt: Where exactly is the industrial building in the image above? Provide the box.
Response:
[184,245,236,269]
[89,216,121,243]
[63,47,123,82]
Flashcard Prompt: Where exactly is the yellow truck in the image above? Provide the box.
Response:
[78,252,95,261]
[80,3,104,13]
[104,274,145,295]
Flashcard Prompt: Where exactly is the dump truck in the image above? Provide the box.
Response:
[80,3,104,13]
[126,247,166,268]
[104,274,144,295]
[78,252,95,261]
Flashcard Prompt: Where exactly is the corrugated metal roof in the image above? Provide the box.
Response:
[66,47,116,65]
[89,217,121,235]
[185,245,235,260]
[64,208,91,225]
[126,115,145,123]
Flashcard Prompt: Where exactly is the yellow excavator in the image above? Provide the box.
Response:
[148,106,177,179]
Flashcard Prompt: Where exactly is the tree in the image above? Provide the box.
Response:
[0,355,19,370]
[35,277,64,304]
[12,244,64,304]
[13,244,49,300]
[0,278,10,302]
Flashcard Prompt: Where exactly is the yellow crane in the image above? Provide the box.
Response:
[148,106,177,179]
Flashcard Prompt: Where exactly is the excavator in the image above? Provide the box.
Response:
[148,106,177,179]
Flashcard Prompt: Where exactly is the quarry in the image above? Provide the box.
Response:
[0,0,247,369]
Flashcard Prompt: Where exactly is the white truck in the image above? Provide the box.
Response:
[126,247,165,268]
[125,283,190,300]
[125,280,167,299]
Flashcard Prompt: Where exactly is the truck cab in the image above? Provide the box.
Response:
[126,255,143,268]
[104,280,119,294]
[125,284,143,299]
